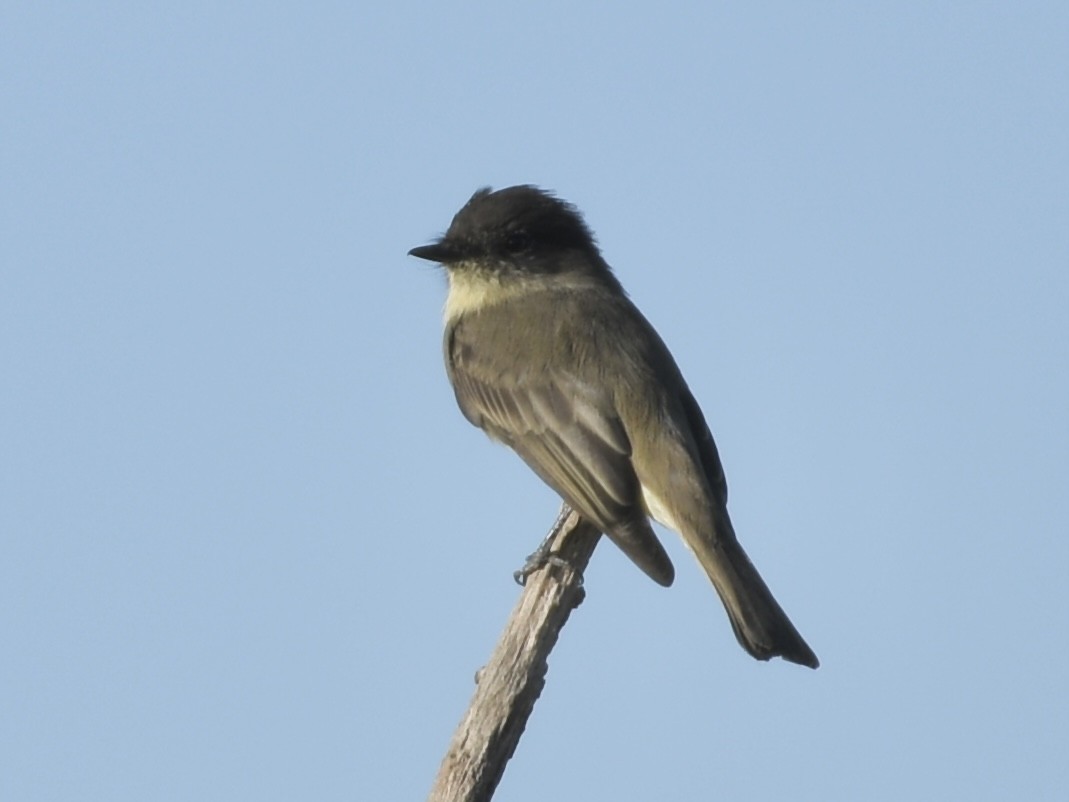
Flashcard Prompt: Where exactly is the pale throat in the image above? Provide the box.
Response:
[442,263,550,322]
[443,262,601,323]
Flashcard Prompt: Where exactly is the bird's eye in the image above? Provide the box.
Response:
[504,231,531,253]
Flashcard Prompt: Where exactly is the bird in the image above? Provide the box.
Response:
[409,185,818,669]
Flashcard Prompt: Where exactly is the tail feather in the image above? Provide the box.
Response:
[690,514,819,669]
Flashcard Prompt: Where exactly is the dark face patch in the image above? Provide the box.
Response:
[443,185,599,267]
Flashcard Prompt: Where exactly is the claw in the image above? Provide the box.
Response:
[512,503,575,585]
[514,551,572,585]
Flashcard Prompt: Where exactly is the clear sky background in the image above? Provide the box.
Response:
[3,3,1067,800]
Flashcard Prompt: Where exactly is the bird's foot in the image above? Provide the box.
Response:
[513,503,576,585]
[513,549,572,586]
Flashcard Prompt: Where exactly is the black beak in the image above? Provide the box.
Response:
[408,240,461,263]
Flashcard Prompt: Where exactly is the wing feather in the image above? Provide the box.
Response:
[447,320,673,585]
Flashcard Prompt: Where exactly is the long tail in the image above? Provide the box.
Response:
[689,511,819,669]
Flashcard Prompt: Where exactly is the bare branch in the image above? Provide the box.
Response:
[427,507,601,802]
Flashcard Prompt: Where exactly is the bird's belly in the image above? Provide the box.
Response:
[640,483,680,534]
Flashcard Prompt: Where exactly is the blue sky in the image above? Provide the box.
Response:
[3,3,1067,800]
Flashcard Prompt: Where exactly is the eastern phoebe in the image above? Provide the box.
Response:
[409,185,818,669]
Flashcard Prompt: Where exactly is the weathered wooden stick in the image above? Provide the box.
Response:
[427,506,601,802]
